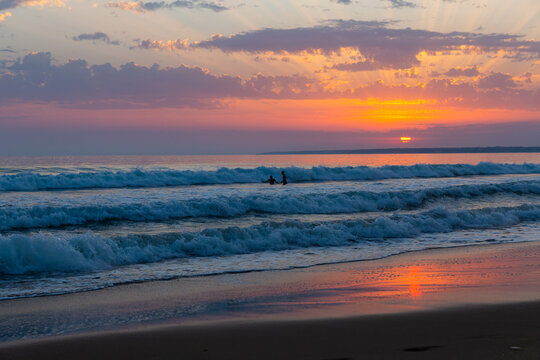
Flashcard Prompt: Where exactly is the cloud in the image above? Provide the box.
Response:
[0,52,321,108]
[0,10,11,22]
[0,0,65,11]
[106,1,138,11]
[1,52,241,107]
[106,0,227,13]
[0,48,15,52]
[73,32,120,45]
[0,52,538,111]
[331,51,420,71]
[352,77,539,110]
[385,0,477,8]
[444,65,480,77]
[477,72,516,90]
[333,0,352,4]
[394,68,419,78]
[522,72,533,84]
[387,0,416,8]
[132,38,188,51]
[0,0,65,22]
[189,20,540,71]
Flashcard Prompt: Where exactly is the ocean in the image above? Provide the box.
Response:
[1,153,540,300]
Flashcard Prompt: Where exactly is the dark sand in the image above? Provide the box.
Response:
[2,242,540,359]
[2,302,540,359]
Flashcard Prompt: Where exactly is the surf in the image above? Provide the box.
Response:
[2,203,539,275]
[1,162,540,191]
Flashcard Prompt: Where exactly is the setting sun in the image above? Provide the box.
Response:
[400,137,412,143]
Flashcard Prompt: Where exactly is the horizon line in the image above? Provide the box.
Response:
[260,146,540,155]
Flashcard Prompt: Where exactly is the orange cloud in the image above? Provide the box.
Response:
[107,1,141,12]
[0,0,66,22]
[0,11,12,22]
[21,0,66,7]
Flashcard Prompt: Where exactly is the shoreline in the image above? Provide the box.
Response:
[2,240,540,358]
[2,240,528,302]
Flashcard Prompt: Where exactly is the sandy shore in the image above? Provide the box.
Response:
[2,241,540,359]
[2,301,540,359]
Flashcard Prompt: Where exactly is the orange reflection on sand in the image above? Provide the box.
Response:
[364,261,473,300]
[302,245,540,311]
[346,246,540,304]
[406,266,423,297]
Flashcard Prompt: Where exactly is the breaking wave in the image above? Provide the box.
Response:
[2,204,539,275]
[1,180,538,231]
[1,162,540,191]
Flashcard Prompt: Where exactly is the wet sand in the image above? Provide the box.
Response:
[2,301,540,359]
[2,241,540,359]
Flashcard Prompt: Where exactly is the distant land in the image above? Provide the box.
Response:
[261,146,540,155]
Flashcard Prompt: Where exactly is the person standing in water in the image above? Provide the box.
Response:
[281,171,287,185]
[263,175,279,185]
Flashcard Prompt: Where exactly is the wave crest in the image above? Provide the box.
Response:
[2,204,539,275]
[1,162,539,191]
[1,180,538,231]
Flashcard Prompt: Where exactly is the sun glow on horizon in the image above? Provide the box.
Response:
[401,137,412,143]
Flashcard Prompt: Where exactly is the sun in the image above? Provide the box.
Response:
[400,136,412,143]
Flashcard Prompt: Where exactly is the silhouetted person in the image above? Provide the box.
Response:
[263,175,279,185]
[281,171,287,185]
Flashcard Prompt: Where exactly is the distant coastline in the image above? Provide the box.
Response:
[261,146,540,155]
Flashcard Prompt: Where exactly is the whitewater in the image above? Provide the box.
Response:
[1,154,540,300]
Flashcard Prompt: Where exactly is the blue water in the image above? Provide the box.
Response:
[1,153,540,299]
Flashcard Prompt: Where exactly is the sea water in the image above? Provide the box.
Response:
[1,153,540,300]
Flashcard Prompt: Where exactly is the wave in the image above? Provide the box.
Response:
[1,162,539,191]
[1,180,539,231]
[2,204,539,275]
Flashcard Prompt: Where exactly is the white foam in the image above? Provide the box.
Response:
[0,180,538,230]
[2,203,539,275]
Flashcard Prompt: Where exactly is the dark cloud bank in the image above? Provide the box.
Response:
[0,51,538,110]
[0,52,316,108]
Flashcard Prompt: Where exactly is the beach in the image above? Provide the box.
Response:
[2,0,539,353]
[2,0,540,352]
[2,241,540,359]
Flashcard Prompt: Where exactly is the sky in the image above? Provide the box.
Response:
[0,0,539,155]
